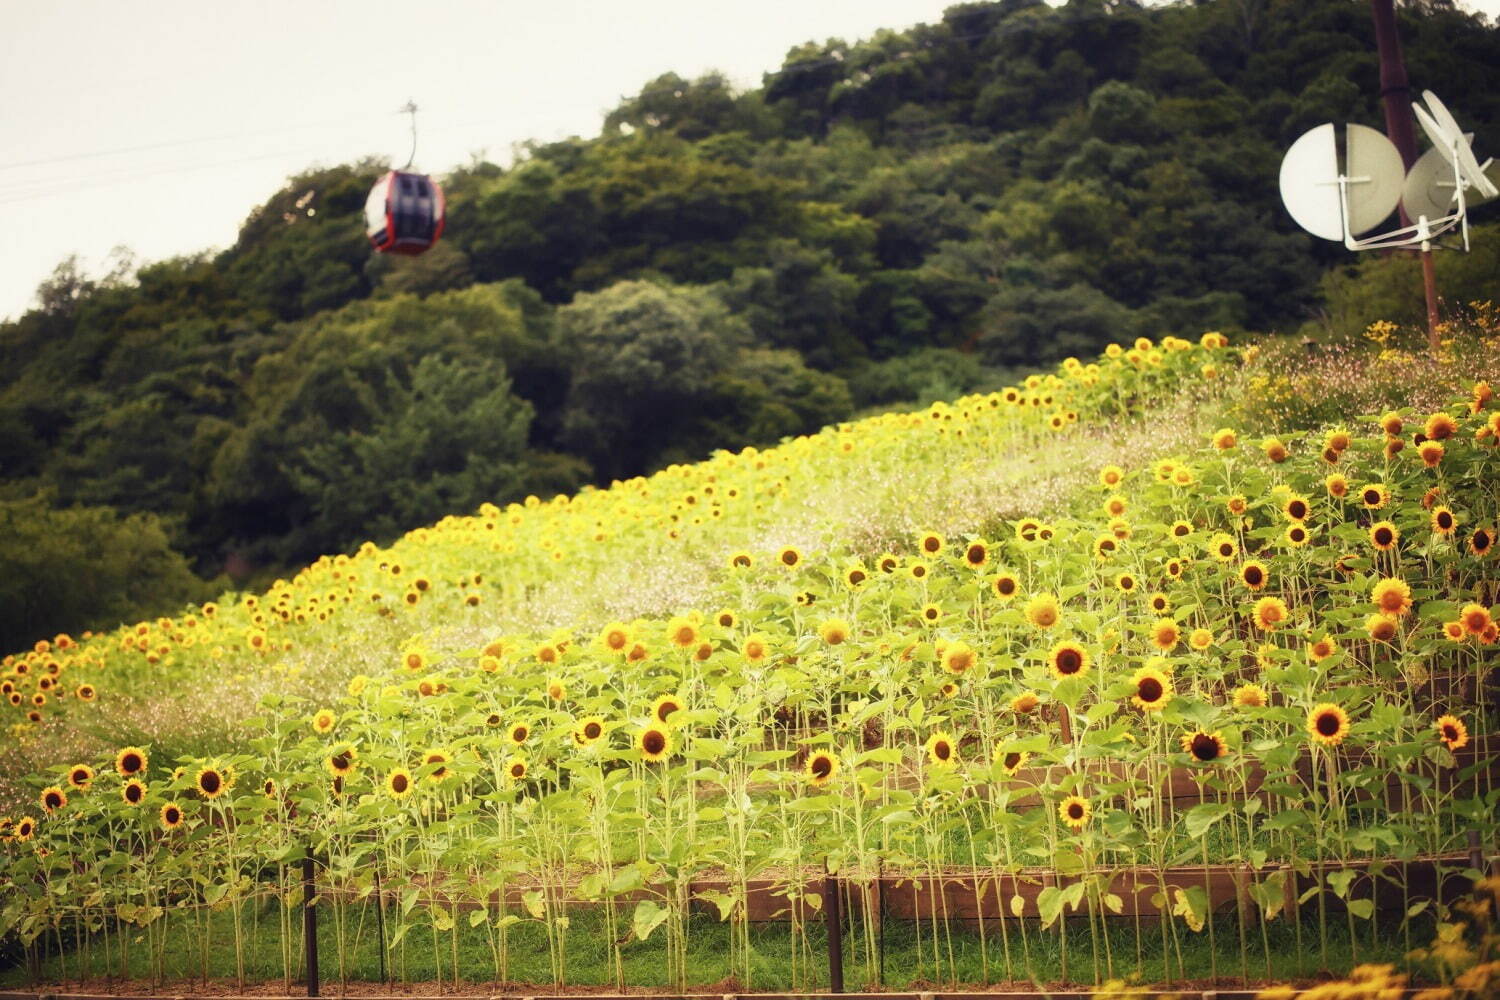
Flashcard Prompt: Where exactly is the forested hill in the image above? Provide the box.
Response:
[2,0,1498,648]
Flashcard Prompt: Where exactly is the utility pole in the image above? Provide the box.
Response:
[1370,0,1442,354]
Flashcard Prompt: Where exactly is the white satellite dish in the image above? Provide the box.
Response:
[1415,90,1499,199]
[1278,122,1406,243]
[1279,123,1342,241]
[1345,123,1406,235]
[1279,92,1491,254]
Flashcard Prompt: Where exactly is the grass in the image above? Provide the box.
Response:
[3,893,1416,992]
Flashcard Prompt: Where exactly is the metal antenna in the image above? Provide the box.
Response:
[399,100,419,170]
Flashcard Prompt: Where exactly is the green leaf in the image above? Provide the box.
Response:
[431,907,454,932]
[696,890,738,921]
[1037,886,1063,928]
[1347,899,1375,920]
[1172,886,1207,932]
[521,889,546,920]
[632,900,669,942]
[468,909,489,928]
[1183,802,1231,839]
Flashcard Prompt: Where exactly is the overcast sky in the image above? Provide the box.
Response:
[2,0,1497,322]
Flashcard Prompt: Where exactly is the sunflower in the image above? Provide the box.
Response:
[1150,618,1180,651]
[1263,438,1289,463]
[1365,613,1399,643]
[776,546,802,569]
[742,634,770,663]
[1473,527,1495,557]
[546,679,567,702]
[667,617,699,649]
[925,732,958,768]
[996,747,1030,776]
[1424,411,1458,441]
[1284,523,1311,548]
[1169,520,1193,540]
[843,565,869,589]
[1232,683,1267,708]
[805,750,839,788]
[325,745,357,778]
[1189,628,1214,651]
[918,604,942,626]
[1098,465,1124,488]
[1368,521,1399,552]
[1434,714,1469,751]
[992,572,1020,601]
[115,746,148,778]
[121,779,146,806]
[1443,620,1468,642]
[1130,665,1172,711]
[638,726,673,762]
[195,765,229,800]
[159,803,185,831]
[918,532,944,556]
[1181,730,1228,763]
[505,757,528,782]
[1307,703,1351,746]
[1226,496,1248,516]
[1146,593,1170,615]
[960,540,990,570]
[1103,495,1128,518]
[1371,577,1412,617]
[312,709,336,734]
[1359,483,1390,510]
[1025,593,1061,629]
[651,694,685,726]
[1095,535,1120,559]
[877,553,899,574]
[941,642,977,676]
[1240,561,1269,591]
[1308,636,1339,662]
[422,749,451,784]
[728,551,753,570]
[1059,795,1092,831]
[1459,603,1493,636]
[1212,428,1237,450]
[1431,507,1457,535]
[1380,411,1404,436]
[1418,440,1445,467]
[1115,572,1137,593]
[1325,474,1349,499]
[40,786,67,813]
[1325,429,1352,453]
[599,622,631,654]
[1010,691,1040,714]
[1048,641,1090,679]
[1209,534,1238,562]
[907,561,930,581]
[67,764,94,791]
[573,716,606,746]
[76,684,96,702]
[820,619,851,645]
[1283,495,1311,522]
[507,722,530,746]
[1253,596,1289,631]
[16,817,36,841]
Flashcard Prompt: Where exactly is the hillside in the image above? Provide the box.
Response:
[2,326,1498,991]
[2,0,1500,653]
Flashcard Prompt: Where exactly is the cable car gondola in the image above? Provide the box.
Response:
[365,101,445,256]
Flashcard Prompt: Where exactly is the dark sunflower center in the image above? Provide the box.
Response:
[200,771,222,794]
[1219,544,1233,557]
[781,551,798,566]
[126,784,143,803]
[1291,528,1306,541]
[165,807,180,824]
[1190,734,1220,761]
[1364,490,1380,505]
[1317,713,1341,736]
[1138,678,1163,702]
[657,703,679,723]
[510,763,525,778]
[1056,649,1082,674]
[392,773,409,794]
[1067,802,1084,819]
[811,755,832,778]
[71,769,88,785]
[45,791,62,808]
[1442,724,1459,742]
[1003,753,1022,770]
[1120,576,1134,589]
[733,555,750,567]
[487,714,502,727]
[934,741,951,760]
[331,753,350,772]
[1245,567,1263,586]
[924,538,940,553]
[1437,512,1453,529]
[998,578,1017,595]
[967,545,985,564]
[427,757,447,776]
[643,731,667,755]
[1375,528,1393,545]
[122,753,142,773]
[1475,532,1492,552]
[584,723,601,740]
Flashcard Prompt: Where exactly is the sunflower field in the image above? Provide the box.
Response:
[2,329,1499,994]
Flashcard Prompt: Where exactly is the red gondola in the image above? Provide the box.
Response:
[364,169,445,255]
